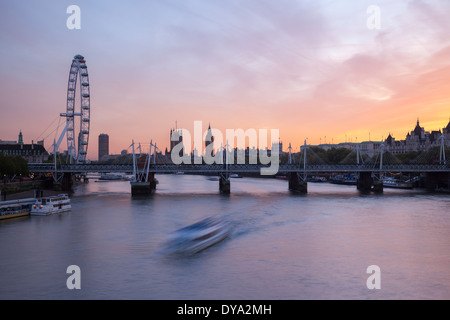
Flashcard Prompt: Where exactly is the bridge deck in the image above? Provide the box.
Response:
[28,163,450,174]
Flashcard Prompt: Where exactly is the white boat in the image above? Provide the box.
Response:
[30,194,71,216]
[163,217,232,254]
[382,177,413,189]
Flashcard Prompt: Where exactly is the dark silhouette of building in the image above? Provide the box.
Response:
[0,131,48,163]
[169,128,183,153]
[385,118,450,154]
[205,123,214,157]
[98,133,109,161]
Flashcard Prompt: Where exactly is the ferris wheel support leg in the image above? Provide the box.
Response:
[53,120,71,155]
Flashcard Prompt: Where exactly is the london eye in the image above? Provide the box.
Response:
[56,54,91,163]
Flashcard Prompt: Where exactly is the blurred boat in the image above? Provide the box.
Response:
[163,217,232,254]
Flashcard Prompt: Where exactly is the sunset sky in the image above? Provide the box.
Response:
[1,0,450,160]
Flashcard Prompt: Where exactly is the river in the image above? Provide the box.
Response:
[0,174,449,299]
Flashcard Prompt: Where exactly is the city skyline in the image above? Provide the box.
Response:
[1,1,450,160]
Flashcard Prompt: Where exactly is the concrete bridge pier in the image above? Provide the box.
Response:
[357,172,372,192]
[131,182,154,196]
[357,172,383,193]
[288,172,307,194]
[131,173,156,196]
[60,173,74,191]
[219,176,230,194]
[424,172,450,191]
[372,180,383,193]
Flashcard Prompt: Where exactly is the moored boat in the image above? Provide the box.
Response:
[308,176,327,182]
[0,199,33,220]
[329,174,357,185]
[382,177,413,189]
[31,194,71,216]
[435,187,450,193]
[97,173,131,181]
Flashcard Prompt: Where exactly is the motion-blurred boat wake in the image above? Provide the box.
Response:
[162,216,232,255]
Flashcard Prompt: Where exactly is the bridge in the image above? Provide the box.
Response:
[29,134,450,195]
[28,163,450,174]
[28,161,450,195]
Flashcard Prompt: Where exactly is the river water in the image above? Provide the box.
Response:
[0,174,449,300]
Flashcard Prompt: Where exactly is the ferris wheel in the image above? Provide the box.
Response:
[55,54,91,163]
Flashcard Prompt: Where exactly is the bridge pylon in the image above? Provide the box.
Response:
[219,173,230,194]
[356,143,384,193]
[288,140,308,193]
[130,140,157,196]
[219,141,231,194]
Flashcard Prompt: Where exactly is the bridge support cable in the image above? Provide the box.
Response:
[439,134,447,165]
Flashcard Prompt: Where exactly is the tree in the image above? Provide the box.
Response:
[0,154,29,178]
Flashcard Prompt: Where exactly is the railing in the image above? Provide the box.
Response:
[28,163,134,173]
[28,163,450,174]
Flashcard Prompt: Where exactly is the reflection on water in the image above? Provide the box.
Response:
[0,174,449,299]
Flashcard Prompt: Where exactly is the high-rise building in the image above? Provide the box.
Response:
[98,133,109,161]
